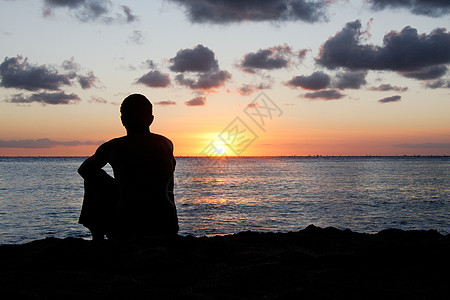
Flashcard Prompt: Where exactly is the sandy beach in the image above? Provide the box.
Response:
[1,225,449,299]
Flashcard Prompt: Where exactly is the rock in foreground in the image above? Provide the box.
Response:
[1,225,449,299]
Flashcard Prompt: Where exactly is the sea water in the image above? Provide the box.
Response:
[0,156,449,244]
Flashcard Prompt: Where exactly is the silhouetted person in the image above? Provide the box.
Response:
[78,94,178,240]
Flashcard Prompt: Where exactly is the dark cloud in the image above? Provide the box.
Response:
[155,100,177,106]
[122,5,137,23]
[304,89,344,100]
[369,84,408,92]
[334,70,367,89]
[44,0,109,22]
[78,71,98,89]
[426,79,450,89]
[0,56,71,91]
[286,71,330,90]
[0,138,102,149]
[240,45,306,73]
[241,48,287,72]
[44,0,87,9]
[238,83,271,96]
[185,96,206,107]
[238,85,256,96]
[378,95,401,103]
[396,142,450,149]
[169,45,231,90]
[0,55,97,91]
[402,65,447,80]
[169,45,218,73]
[168,0,329,24]
[317,20,450,78]
[175,70,231,90]
[136,70,171,88]
[369,0,450,17]
[7,92,81,105]
[287,70,366,91]
[43,0,137,23]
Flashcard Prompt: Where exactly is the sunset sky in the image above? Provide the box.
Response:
[1,0,449,156]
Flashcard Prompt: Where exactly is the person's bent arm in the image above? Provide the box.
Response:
[78,144,110,180]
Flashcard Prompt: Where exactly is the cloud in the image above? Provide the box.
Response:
[317,20,450,78]
[0,55,98,91]
[369,84,408,92]
[286,71,330,90]
[185,96,206,106]
[287,70,367,91]
[167,0,329,24]
[44,0,108,21]
[169,44,218,73]
[61,57,80,71]
[402,65,447,80]
[142,59,156,70]
[168,45,231,90]
[238,83,271,96]
[78,71,98,89]
[0,56,71,91]
[304,89,344,100]
[89,96,108,104]
[240,45,307,73]
[334,70,367,89]
[0,138,102,149]
[378,95,401,103]
[155,100,177,106]
[426,79,450,89]
[7,92,81,105]
[175,70,231,90]
[241,47,287,72]
[368,0,450,17]
[122,5,138,23]
[128,30,144,45]
[136,70,171,88]
[42,0,137,23]
[396,142,450,149]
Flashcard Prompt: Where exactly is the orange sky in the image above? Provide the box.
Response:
[1,1,449,156]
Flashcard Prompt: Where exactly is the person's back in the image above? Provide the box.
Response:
[78,94,178,240]
[107,133,177,236]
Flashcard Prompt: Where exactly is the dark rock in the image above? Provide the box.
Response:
[1,226,449,299]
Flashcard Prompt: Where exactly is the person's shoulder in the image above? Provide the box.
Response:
[98,136,127,150]
[150,133,172,142]
[150,133,173,147]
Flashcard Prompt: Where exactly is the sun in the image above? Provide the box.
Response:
[198,133,235,157]
[214,144,227,156]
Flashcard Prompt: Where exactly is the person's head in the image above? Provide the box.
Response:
[120,94,154,132]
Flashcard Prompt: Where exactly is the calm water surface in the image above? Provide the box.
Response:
[0,156,449,244]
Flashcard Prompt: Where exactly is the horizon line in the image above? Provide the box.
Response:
[1,155,449,158]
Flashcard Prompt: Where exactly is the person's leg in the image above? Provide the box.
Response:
[79,169,118,241]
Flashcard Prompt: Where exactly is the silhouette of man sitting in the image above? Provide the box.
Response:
[78,94,178,240]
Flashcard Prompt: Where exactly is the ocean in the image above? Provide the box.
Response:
[0,156,449,244]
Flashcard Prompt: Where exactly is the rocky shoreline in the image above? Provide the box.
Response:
[1,225,449,299]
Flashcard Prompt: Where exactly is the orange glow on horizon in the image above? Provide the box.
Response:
[1,127,449,157]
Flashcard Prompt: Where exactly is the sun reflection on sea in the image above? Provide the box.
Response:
[194,197,229,205]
